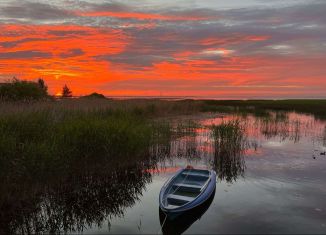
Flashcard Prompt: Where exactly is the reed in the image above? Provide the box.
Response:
[211,120,247,182]
[0,109,162,181]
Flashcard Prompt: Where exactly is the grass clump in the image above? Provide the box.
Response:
[0,108,156,180]
[211,120,247,182]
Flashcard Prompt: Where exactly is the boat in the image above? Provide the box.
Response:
[159,167,216,215]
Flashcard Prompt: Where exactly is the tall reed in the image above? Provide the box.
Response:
[211,120,247,182]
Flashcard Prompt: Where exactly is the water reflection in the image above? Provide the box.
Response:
[154,112,326,183]
[258,113,301,142]
[159,190,215,235]
[323,126,326,147]
[152,119,249,183]
[0,163,151,234]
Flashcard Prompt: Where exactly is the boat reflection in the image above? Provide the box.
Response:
[159,190,215,235]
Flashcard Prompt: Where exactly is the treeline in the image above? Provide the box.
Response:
[0,78,77,101]
[0,78,48,101]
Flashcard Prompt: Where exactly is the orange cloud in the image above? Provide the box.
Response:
[246,35,270,41]
[0,24,130,94]
[0,23,325,98]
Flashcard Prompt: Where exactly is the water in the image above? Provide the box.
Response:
[2,111,326,234]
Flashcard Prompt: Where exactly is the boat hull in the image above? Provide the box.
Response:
[159,168,216,215]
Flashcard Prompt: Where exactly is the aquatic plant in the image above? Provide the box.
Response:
[211,120,247,182]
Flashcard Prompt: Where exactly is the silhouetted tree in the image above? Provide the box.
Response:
[0,77,48,101]
[62,84,72,98]
[37,78,47,93]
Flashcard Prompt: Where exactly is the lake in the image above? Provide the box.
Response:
[2,111,326,234]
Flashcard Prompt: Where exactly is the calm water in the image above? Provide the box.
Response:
[3,111,326,234]
[85,112,326,234]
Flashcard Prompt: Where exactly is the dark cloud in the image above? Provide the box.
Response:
[59,49,85,58]
[0,50,52,60]
[97,54,175,69]
[95,25,226,67]
[162,8,220,20]
[223,1,326,26]
[96,1,326,69]
[47,30,91,37]
[86,2,131,12]
[95,25,246,68]
[0,1,74,20]
[0,37,46,48]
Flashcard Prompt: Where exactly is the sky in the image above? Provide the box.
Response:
[0,0,325,98]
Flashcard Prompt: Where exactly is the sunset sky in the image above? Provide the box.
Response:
[0,0,325,98]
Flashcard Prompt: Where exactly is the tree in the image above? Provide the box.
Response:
[0,77,48,101]
[37,78,48,93]
[62,84,72,98]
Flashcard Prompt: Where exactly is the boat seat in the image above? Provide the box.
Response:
[172,183,202,192]
[165,205,179,210]
[167,194,194,206]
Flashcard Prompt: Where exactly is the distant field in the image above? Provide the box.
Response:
[200,99,326,119]
[1,98,326,117]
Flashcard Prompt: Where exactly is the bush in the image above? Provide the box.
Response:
[0,78,48,101]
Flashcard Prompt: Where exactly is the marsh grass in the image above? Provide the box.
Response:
[0,109,155,182]
[1,98,323,181]
[1,98,324,180]
[211,120,247,182]
[0,98,209,233]
[0,98,209,182]
[0,98,203,117]
[0,100,177,233]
